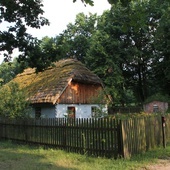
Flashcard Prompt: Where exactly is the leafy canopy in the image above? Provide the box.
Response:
[0,0,49,62]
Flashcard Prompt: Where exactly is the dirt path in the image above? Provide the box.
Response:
[141,158,170,170]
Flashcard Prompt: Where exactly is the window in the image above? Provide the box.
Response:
[67,106,75,119]
[35,107,41,119]
[153,105,159,113]
[91,106,98,118]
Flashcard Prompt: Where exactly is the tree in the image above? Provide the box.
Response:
[55,13,97,63]
[118,0,160,103]
[23,36,63,71]
[0,58,25,86]
[85,0,168,104]
[0,0,49,62]
[153,1,170,96]
[85,10,126,105]
[0,82,30,118]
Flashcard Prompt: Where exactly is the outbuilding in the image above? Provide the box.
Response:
[143,101,168,113]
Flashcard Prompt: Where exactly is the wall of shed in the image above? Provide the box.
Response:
[57,81,103,104]
[143,101,168,113]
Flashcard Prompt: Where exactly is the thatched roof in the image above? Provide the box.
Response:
[13,59,102,104]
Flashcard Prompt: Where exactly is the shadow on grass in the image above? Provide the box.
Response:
[0,141,78,170]
[1,140,170,170]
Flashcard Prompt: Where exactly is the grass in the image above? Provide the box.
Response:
[0,140,170,170]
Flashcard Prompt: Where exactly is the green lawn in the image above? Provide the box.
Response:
[0,140,170,170]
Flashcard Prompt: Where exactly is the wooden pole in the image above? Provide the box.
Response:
[161,116,166,148]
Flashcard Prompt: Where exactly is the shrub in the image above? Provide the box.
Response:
[0,82,31,118]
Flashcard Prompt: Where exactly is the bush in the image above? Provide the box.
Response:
[0,82,31,118]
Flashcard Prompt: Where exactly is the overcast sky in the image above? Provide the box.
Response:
[27,0,111,39]
[0,0,111,63]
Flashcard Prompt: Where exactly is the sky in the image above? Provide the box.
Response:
[0,0,111,63]
[27,0,111,39]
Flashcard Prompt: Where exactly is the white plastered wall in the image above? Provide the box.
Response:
[55,104,107,118]
[31,106,56,118]
[31,104,107,118]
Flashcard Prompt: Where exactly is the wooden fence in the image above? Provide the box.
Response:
[0,114,170,158]
[0,118,121,158]
[164,114,170,145]
[121,116,164,158]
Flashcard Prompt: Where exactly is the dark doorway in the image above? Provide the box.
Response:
[67,106,76,119]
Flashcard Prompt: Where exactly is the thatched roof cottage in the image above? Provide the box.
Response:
[13,59,108,118]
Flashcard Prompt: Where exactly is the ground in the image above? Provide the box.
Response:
[141,157,170,170]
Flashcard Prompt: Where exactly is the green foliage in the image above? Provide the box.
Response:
[153,1,170,96]
[86,0,170,104]
[145,93,170,103]
[85,9,126,105]
[0,0,49,64]
[24,36,62,71]
[0,82,31,118]
[56,13,98,63]
[24,13,98,71]
[116,0,162,103]
[0,59,25,86]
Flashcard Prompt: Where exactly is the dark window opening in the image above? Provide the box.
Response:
[35,107,41,119]
[91,106,98,118]
[153,105,159,113]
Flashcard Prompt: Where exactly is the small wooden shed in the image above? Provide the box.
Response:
[143,101,168,113]
[13,59,108,118]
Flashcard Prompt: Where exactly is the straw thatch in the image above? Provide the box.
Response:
[13,59,103,104]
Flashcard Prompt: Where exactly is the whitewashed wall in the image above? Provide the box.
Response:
[56,104,107,118]
[31,104,107,118]
[31,106,56,118]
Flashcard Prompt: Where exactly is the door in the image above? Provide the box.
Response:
[67,106,76,119]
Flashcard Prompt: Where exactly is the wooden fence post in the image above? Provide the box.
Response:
[0,119,1,140]
[161,116,166,148]
[120,119,130,158]
[117,119,124,158]
[62,119,67,148]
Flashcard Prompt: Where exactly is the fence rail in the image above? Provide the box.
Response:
[0,114,170,158]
